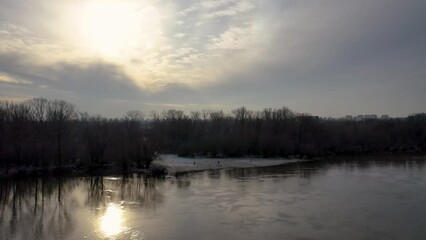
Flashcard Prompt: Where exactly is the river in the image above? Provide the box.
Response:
[1,156,425,240]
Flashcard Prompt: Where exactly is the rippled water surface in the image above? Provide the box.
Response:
[1,157,426,240]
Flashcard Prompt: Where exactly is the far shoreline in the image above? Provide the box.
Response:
[1,152,425,179]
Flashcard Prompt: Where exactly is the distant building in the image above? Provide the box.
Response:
[364,114,378,120]
[355,115,364,121]
[349,114,385,121]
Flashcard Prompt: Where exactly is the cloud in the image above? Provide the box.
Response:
[0,0,266,89]
[1,0,425,117]
[174,33,186,38]
[0,52,141,100]
[185,0,426,116]
[202,0,255,19]
[0,51,216,116]
[209,25,260,50]
[0,72,32,84]
[178,0,255,18]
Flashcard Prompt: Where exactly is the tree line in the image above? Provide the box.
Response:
[151,107,426,158]
[1,98,425,170]
[0,98,156,170]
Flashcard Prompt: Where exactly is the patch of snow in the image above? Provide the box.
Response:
[154,154,304,174]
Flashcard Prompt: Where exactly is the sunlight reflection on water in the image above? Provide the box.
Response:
[99,203,126,238]
[97,202,145,239]
[1,158,426,240]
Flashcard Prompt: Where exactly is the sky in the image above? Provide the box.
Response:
[0,0,425,117]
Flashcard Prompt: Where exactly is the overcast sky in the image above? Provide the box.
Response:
[0,0,425,117]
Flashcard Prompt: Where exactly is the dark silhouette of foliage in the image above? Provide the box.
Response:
[0,99,425,172]
[0,98,157,171]
[150,106,426,158]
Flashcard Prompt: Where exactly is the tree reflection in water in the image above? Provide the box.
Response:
[0,178,76,239]
[1,158,425,240]
[0,174,165,240]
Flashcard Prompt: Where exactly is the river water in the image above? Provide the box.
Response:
[1,157,426,240]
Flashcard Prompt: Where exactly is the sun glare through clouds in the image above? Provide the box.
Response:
[75,0,162,58]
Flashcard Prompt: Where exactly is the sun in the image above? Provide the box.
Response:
[76,0,161,57]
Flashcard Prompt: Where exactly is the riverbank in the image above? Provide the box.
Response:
[2,152,424,178]
[0,155,304,178]
[0,165,162,179]
[153,154,306,174]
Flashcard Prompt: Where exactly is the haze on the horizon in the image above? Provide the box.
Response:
[0,0,425,117]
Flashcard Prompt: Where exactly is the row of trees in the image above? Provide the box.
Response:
[0,98,156,169]
[1,98,425,169]
[150,107,426,158]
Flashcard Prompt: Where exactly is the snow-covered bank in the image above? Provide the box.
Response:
[153,154,305,174]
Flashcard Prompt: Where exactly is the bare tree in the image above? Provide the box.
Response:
[125,110,144,122]
[47,100,77,165]
[26,98,48,122]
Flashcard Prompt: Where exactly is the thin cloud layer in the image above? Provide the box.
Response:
[0,0,425,117]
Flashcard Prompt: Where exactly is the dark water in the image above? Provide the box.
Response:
[1,157,426,240]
